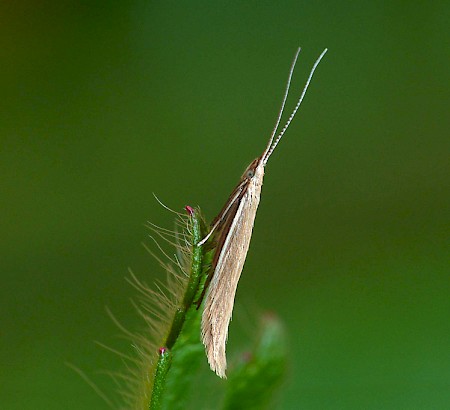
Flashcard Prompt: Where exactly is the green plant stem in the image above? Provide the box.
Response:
[182,210,203,308]
[149,207,206,408]
[164,309,186,349]
[149,347,172,410]
[164,207,203,349]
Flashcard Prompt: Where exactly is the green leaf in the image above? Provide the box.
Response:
[222,314,288,410]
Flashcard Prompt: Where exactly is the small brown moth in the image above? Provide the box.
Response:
[199,48,327,378]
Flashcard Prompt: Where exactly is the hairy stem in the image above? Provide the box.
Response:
[148,206,206,407]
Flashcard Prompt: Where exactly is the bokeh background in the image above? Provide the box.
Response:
[1,2,449,409]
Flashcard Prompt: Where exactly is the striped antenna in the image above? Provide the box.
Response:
[263,48,328,165]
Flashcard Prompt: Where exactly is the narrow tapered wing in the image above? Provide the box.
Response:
[211,179,248,228]
[201,171,263,378]
[196,180,248,305]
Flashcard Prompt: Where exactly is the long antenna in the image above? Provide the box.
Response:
[262,47,302,160]
[263,48,328,165]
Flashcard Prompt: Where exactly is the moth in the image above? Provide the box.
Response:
[199,48,327,378]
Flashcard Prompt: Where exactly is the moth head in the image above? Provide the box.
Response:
[241,158,261,181]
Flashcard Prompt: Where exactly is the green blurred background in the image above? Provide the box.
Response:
[1,2,449,409]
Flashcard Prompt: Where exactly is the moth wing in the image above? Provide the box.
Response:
[201,177,262,378]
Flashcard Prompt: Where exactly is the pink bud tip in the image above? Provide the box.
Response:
[159,347,167,354]
[185,205,194,216]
